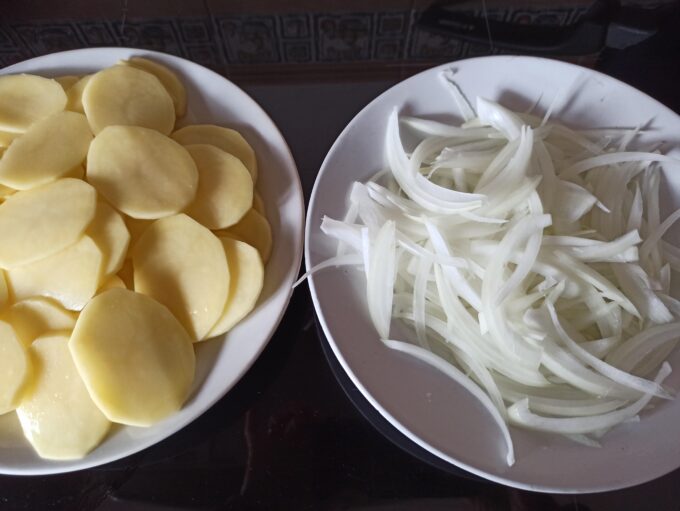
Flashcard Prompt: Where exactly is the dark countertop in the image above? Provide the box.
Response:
[0,2,679,509]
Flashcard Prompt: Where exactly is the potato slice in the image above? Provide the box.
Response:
[124,216,153,252]
[0,111,92,190]
[4,297,77,346]
[55,75,79,91]
[64,164,85,180]
[0,178,97,268]
[98,274,126,293]
[172,124,257,182]
[207,238,264,338]
[0,75,66,133]
[0,320,30,415]
[66,75,91,114]
[121,57,187,117]
[117,259,134,290]
[17,333,110,460]
[253,190,265,217]
[82,65,175,135]
[87,125,198,219]
[185,144,253,229]
[0,130,18,149]
[0,270,8,310]
[133,214,229,340]
[69,288,195,427]
[0,412,25,448]
[220,208,273,263]
[7,235,103,311]
[87,201,130,277]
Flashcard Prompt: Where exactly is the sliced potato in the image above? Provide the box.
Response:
[4,297,77,346]
[0,178,97,268]
[17,333,110,460]
[220,208,272,263]
[253,190,265,217]
[0,111,93,190]
[0,270,7,310]
[87,125,198,219]
[172,124,257,182]
[7,235,103,311]
[133,214,229,340]
[98,274,126,292]
[66,75,91,114]
[117,259,134,290]
[124,216,153,252]
[0,130,18,149]
[86,201,130,277]
[69,288,195,426]
[0,412,25,448]
[64,164,86,180]
[207,238,264,338]
[0,75,67,133]
[55,75,79,91]
[0,320,30,414]
[185,144,253,229]
[122,57,187,117]
[82,65,175,135]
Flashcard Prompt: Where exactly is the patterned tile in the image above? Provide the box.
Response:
[177,18,213,44]
[510,9,572,26]
[111,19,184,56]
[316,13,372,62]
[281,14,310,39]
[409,26,464,60]
[374,38,404,60]
[77,21,117,46]
[183,44,221,68]
[10,22,85,55]
[283,41,312,63]
[216,16,280,64]
[376,12,407,37]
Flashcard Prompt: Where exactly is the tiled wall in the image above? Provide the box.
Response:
[1,2,594,82]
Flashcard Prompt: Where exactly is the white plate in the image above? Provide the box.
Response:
[306,55,680,493]
[0,48,304,475]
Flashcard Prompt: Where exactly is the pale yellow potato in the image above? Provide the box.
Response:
[172,124,258,182]
[0,74,66,133]
[0,412,25,448]
[87,201,130,277]
[3,297,77,346]
[185,144,253,229]
[0,320,30,415]
[124,216,153,253]
[83,65,175,135]
[55,75,79,91]
[87,125,198,219]
[64,164,85,180]
[66,75,91,114]
[117,259,134,290]
[97,274,126,293]
[0,130,18,148]
[122,57,187,117]
[69,288,195,427]
[0,111,92,190]
[220,208,273,263]
[207,238,264,338]
[17,333,110,460]
[0,178,97,268]
[253,190,265,217]
[0,270,7,310]
[7,235,103,311]
[133,214,229,340]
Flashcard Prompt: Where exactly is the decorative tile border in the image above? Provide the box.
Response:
[0,7,591,78]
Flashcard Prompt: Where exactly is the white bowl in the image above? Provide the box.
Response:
[306,55,680,493]
[0,48,305,475]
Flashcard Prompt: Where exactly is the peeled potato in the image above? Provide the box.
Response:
[4,297,77,346]
[117,259,134,290]
[7,235,103,311]
[69,288,195,426]
[220,208,273,263]
[172,124,258,182]
[87,125,198,219]
[133,214,229,340]
[124,216,153,252]
[17,333,110,460]
[55,75,79,91]
[86,201,130,277]
[0,178,97,268]
[122,57,187,117]
[98,274,126,292]
[0,270,7,310]
[207,238,264,338]
[0,320,30,415]
[64,164,86,180]
[0,130,18,149]
[0,412,25,449]
[0,75,67,133]
[83,65,175,135]
[185,144,253,229]
[0,111,92,190]
[253,190,265,217]
[66,75,91,114]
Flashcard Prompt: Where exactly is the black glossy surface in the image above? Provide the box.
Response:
[1,4,680,509]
